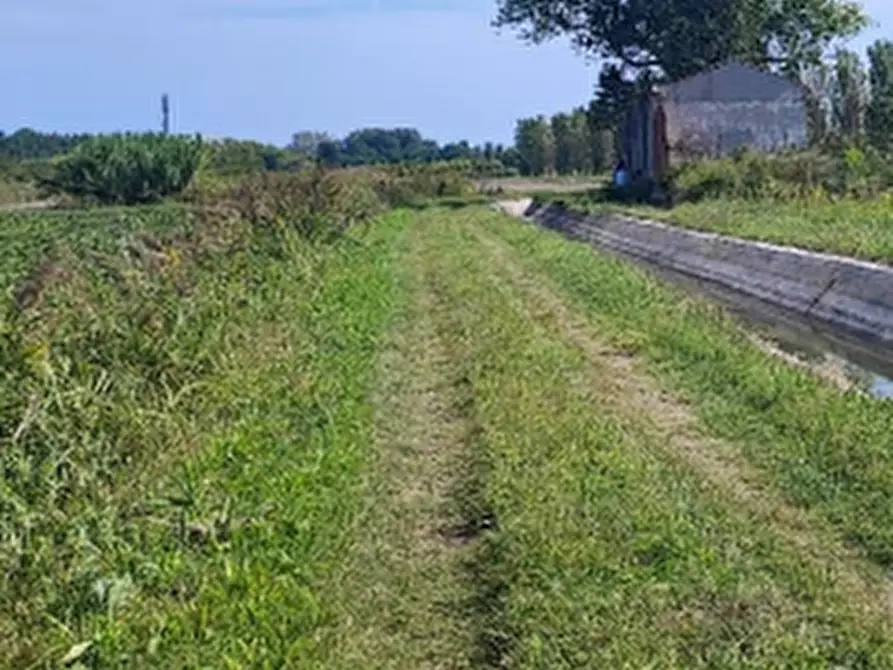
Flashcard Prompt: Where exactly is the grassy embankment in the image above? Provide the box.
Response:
[6,196,893,667]
[0,181,406,667]
[556,191,893,264]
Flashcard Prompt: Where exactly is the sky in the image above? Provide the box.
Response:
[1,1,891,147]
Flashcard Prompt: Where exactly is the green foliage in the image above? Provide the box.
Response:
[514,116,556,176]
[0,168,399,664]
[44,134,204,205]
[0,128,89,160]
[202,138,308,176]
[832,48,868,139]
[664,148,893,203]
[867,39,893,150]
[494,0,866,81]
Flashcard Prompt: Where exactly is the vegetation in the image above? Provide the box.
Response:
[41,134,204,205]
[487,208,893,573]
[0,128,90,160]
[494,0,866,81]
[5,182,893,665]
[560,192,893,264]
[7,0,893,662]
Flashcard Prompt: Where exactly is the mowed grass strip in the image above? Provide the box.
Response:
[483,207,893,572]
[415,209,893,668]
[318,212,478,669]
[6,211,408,668]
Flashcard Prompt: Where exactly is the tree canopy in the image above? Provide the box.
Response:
[493,0,867,80]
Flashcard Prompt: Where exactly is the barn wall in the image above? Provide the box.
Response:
[663,99,808,159]
[660,64,808,160]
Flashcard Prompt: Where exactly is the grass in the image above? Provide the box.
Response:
[408,211,893,667]
[485,207,893,571]
[7,193,893,666]
[0,177,39,207]
[0,198,406,666]
[558,192,893,264]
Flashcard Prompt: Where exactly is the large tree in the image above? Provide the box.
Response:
[493,0,867,80]
[867,40,893,149]
[514,116,555,175]
[832,49,868,141]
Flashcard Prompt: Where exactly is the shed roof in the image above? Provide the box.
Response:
[657,61,804,103]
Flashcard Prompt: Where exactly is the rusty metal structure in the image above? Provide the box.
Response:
[621,62,809,183]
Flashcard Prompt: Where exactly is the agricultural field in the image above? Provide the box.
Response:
[560,193,893,265]
[4,190,893,667]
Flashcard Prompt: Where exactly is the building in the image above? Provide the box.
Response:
[620,61,809,183]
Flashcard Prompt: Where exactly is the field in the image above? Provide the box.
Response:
[559,193,893,265]
[4,196,893,667]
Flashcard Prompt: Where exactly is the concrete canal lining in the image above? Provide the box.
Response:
[505,200,893,352]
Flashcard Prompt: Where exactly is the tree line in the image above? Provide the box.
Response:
[803,39,893,150]
[0,126,528,175]
[511,107,616,176]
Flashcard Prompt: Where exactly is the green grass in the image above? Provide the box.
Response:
[0,202,407,666]
[7,198,893,667]
[0,204,193,292]
[484,208,893,570]
[559,193,893,264]
[402,211,893,667]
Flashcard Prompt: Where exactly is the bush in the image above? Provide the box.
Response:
[665,147,893,204]
[43,133,203,205]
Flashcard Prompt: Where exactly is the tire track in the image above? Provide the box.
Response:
[324,217,479,669]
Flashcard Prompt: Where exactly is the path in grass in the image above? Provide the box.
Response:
[323,216,479,668]
[328,208,893,667]
[471,221,893,623]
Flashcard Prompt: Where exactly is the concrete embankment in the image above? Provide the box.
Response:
[503,200,893,351]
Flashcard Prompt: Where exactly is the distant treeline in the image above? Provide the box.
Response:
[0,127,526,174]
[0,129,91,160]
[0,124,606,178]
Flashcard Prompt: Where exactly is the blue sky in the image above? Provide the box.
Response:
[1,1,891,146]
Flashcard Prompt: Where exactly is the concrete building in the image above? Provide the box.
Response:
[620,62,809,183]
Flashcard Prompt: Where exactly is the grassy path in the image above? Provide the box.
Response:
[325,207,893,667]
[13,204,893,666]
[322,215,478,668]
[333,208,893,667]
[470,223,893,623]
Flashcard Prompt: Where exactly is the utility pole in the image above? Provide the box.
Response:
[161,93,170,134]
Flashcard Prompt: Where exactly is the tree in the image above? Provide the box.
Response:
[493,0,866,80]
[316,140,343,167]
[289,131,333,156]
[831,49,867,141]
[551,109,593,174]
[867,40,893,150]
[0,129,89,159]
[801,63,835,146]
[514,116,555,175]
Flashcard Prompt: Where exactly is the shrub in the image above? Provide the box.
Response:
[43,133,203,205]
[665,147,893,204]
